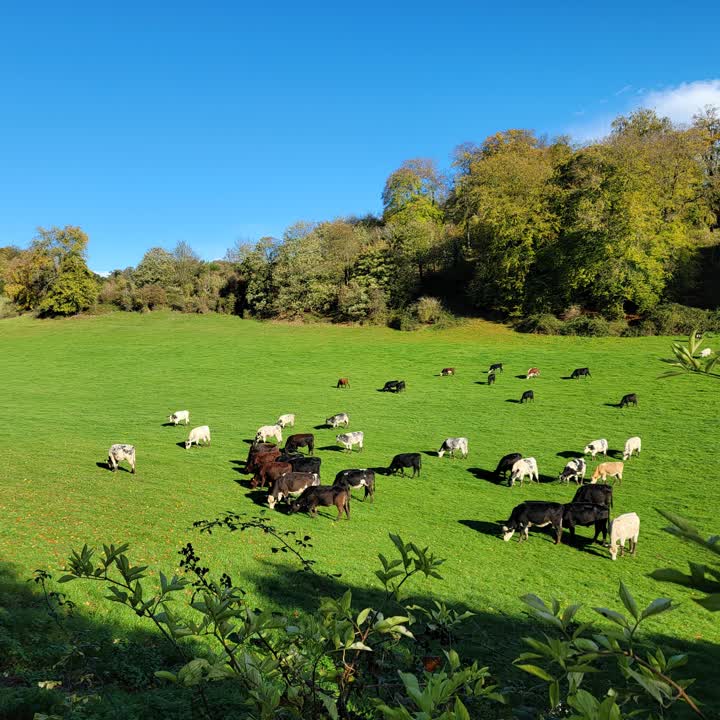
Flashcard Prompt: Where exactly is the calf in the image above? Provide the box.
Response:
[559,457,586,484]
[438,437,469,459]
[520,390,534,403]
[619,393,638,408]
[107,444,136,473]
[608,512,640,560]
[571,367,591,379]
[336,431,364,452]
[168,410,190,425]
[253,460,293,489]
[489,363,503,373]
[509,457,539,486]
[334,469,375,501]
[185,425,211,449]
[495,452,522,480]
[526,367,540,379]
[285,433,315,455]
[267,471,320,509]
[388,452,421,477]
[572,483,613,508]
[290,485,351,520]
[591,461,624,485]
[583,438,608,459]
[487,372,496,386]
[441,367,456,376]
[623,436,641,460]
[502,502,564,544]
[326,412,350,428]
[256,424,283,443]
[277,413,295,428]
[336,377,350,388]
[562,503,609,544]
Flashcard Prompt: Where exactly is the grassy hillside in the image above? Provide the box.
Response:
[1,312,718,714]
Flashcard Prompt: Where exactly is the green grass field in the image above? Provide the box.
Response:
[1,312,719,715]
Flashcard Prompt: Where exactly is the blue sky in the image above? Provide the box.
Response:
[0,1,718,272]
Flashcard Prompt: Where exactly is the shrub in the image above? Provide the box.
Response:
[415,296,444,324]
[515,314,564,335]
[560,316,611,336]
[0,295,18,319]
[387,309,419,331]
[646,303,720,336]
[559,304,583,321]
[135,284,167,311]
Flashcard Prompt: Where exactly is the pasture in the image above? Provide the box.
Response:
[1,312,719,712]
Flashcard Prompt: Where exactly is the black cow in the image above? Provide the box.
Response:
[489,363,503,373]
[290,485,351,520]
[502,502,564,544]
[267,471,320,509]
[572,483,613,509]
[495,452,522,480]
[520,390,534,403]
[620,393,638,408]
[488,372,496,386]
[388,452,421,477]
[285,433,315,455]
[382,380,406,393]
[282,455,321,475]
[571,367,591,379]
[334,469,375,501]
[562,503,609,544]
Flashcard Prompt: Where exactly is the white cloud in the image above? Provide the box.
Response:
[641,80,720,124]
[615,84,632,96]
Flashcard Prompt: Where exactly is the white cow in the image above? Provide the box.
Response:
[583,438,608,459]
[510,457,539,486]
[438,437,469,458]
[326,412,350,428]
[107,444,136,473]
[277,414,295,428]
[623,436,642,461]
[559,457,586,484]
[168,410,190,426]
[337,431,364,452]
[256,424,283,443]
[700,348,712,358]
[186,425,211,449]
[608,512,640,560]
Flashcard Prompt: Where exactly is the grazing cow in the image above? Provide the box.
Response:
[382,380,406,393]
[441,367,456,376]
[290,485,351,520]
[438,437,469,459]
[256,424,283,444]
[623,436,641,461]
[520,390,534,403]
[277,414,295,428]
[591,461,624,485]
[562,503,609,544]
[246,441,276,465]
[285,433,315,455]
[168,410,190,425]
[185,425,211,449]
[526,367,540,379]
[559,457,587,484]
[571,367,591,379]
[502,502,564,544]
[267,471,320,510]
[388,452,421,477]
[495,452,522,480]
[326,412,350,428]
[252,460,293,489]
[246,446,280,474]
[336,378,350,388]
[487,372,496,386]
[583,438,608,459]
[489,363,503,373]
[281,455,321,476]
[107,444,136,473]
[509,457,539,487]
[700,348,712,358]
[334,469,375,501]
[336,431,364,452]
[619,393,638,408]
[608,512,640,560]
[572,483,613,509]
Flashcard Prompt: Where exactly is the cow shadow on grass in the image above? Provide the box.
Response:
[505,398,522,404]
[603,402,622,408]
[467,467,501,484]
[514,374,527,379]
[421,450,438,457]
[314,424,331,430]
[318,445,344,452]
[160,421,178,427]
[557,450,583,459]
[474,380,493,385]
[458,519,502,537]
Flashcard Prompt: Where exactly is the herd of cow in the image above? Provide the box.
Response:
[103,362,643,560]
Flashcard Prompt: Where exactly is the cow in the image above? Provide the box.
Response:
[572,483,613,509]
[559,458,586,484]
[509,457,539,487]
[619,393,638,408]
[591,462,624,485]
[185,425,211,449]
[267,471,320,510]
[326,412,350,428]
[334,469,375,501]
[495,453,522,480]
[382,380,406,393]
[441,367,456,376]
[290,485,351,520]
[583,439,608,459]
[336,431,364,452]
[107,444,136,473]
[501,502,564,544]
[520,390,534,403]
[571,368,591,379]
[623,436,641,461]
[700,348,712,358]
[285,433,315,455]
[388,452,421,477]
[252,460,293,489]
[256,424,282,443]
[168,410,190,426]
[246,445,280,474]
[608,512,640,560]
[336,378,350,388]
[246,441,276,465]
[281,455,321,476]
[562,503,609,544]
[438,437,469,459]
[277,414,295,428]
[487,372,496,386]
[526,367,540,379]
[489,363,503,373]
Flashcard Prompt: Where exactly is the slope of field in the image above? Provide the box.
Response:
[1,312,718,711]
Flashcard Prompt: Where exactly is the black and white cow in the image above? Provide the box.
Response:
[267,471,320,510]
[489,363,503,373]
[388,453,421,477]
[487,372,496,386]
[562,503,609,543]
[520,390,534,403]
[438,437,468,459]
[559,458,587,484]
[108,444,136,473]
[571,367,591,379]
[502,502,564,544]
[334,469,375,501]
[495,452,522,480]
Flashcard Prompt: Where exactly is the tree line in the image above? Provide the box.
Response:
[1,107,719,333]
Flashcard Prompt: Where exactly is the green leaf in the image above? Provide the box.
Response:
[593,607,628,627]
[640,598,672,620]
[618,582,639,620]
[516,664,555,682]
[357,607,372,626]
[454,697,471,720]
[57,575,76,583]
[154,671,177,683]
[549,679,560,709]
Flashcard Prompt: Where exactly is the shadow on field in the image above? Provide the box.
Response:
[557,450,582,459]
[505,398,522,404]
[514,374,527,379]
[459,519,502,537]
[242,438,255,445]
[474,380,492,385]
[318,445,344,452]
[421,450,438,457]
[467,467,500,483]
[175,441,188,449]
[160,421,178,427]
[369,466,391,476]
[604,402,622,408]
[314,424,331,430]
[95,461,133,473]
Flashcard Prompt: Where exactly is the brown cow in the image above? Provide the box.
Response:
[246,446,280,474]
[285,433,315,455]
[336,377,350,388]
[290,485,351,520]
[591,462,624,485]
[246,441,276,466]
[252,460,292,489]
[441,367,455,376]
[526,367,540,379]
